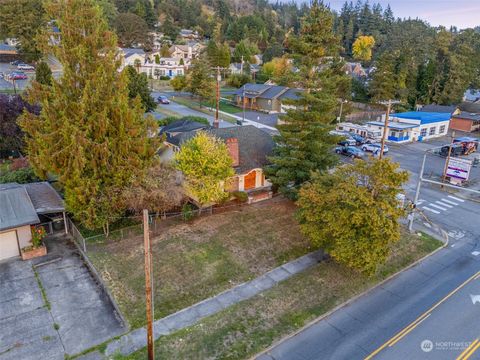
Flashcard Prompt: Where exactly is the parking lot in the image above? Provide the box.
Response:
[0,62,33,91]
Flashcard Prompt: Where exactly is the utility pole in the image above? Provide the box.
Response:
[214,66,221,128]
[338,99,347,124]
[379,99,392,160]
[143,209,154,360]
[240,55,244,75]
[441,131,456,184]
[242,84,246,125]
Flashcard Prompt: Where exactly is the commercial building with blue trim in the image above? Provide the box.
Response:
[366,111,451,143]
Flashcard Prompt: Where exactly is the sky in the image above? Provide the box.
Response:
[323,0,480,29]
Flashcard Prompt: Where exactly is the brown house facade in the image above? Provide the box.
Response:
[449,102,480,133]
[235,84,302,114]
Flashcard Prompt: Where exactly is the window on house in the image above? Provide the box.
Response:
[177,69,183,75]
[390,131,397,137]
[439,125,446,133]
[420,128,427,137]
[429,127,436,135]
[160,69,165,76]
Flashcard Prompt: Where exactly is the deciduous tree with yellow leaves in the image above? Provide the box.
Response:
[352,35,376,61]
[297,158,408,275]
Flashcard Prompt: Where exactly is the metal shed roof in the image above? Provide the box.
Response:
[0,187,40,231]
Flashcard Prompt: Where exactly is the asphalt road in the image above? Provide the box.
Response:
[258,136,480,360]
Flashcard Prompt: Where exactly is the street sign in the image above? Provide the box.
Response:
[446,157,472,181]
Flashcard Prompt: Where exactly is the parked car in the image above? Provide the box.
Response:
[10,60,22,66]
[335,146,366,159]
[157,95,170,104]
[8,72,28,80]
[348,132,366,145]
[337,139,357,147]
[17,63,35,71]
[362,143,389,154]
[439,144,464,157]
[0,72,4,79]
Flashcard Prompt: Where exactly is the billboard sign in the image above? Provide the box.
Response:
[446,157,472,181]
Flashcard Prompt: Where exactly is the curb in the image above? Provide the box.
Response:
[252,225,449,360]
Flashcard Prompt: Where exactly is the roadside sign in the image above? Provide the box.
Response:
[446,157,472,182]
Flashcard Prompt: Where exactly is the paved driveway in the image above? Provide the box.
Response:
[0,236,125,359]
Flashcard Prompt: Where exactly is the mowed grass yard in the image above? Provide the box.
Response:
[88,198,312,329]
[119,231,441,360]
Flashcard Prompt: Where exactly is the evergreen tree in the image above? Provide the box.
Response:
[369,52,396,102]
[35,61,53,86]
[125,65,156,112]
[266,0,348,199]
[20,0,157,231]
[187,59,215,105]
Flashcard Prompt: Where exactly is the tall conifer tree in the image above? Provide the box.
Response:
[20,0,157,231]
[266,0,349,199]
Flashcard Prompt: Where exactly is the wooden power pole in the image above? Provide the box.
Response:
[143,209,154,360]
[379,99,392,160]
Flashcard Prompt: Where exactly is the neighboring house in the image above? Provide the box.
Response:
[252,54,263,65]
[463,89,480,102]
[163,123,275,204]
[169,42,204,64]
[143,57,186,78]
[0,43,17,57]
[344,62,367,78]
[119,48,146,69]
[366,111,451,143]
[149,31,164,51]
[0,182,65,261]
[450,102,480,132]
[229,63,260,75]
[179,29,199,40]
[234,83,302,113]
[418,104,457,114]
[119,48,185,78]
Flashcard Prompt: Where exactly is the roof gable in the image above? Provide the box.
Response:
[0,187,39,231]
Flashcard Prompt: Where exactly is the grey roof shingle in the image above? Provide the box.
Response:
[420,104,456,114]
[173,125,274,174]
[23,182,65,214]
[259,86,288,100]
[0,187,39,231]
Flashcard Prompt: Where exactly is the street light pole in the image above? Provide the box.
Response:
[379,99,392,160]
[408,150,427,232]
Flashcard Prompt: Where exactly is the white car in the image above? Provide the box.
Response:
[362,143,389,154]
[17,64,35,71]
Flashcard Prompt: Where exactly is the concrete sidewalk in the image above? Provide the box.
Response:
[78,249,324,359]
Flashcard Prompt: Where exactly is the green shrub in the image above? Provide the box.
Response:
[227,74,251,88]
[158,115,210,127]
[0,167,40,184]
[159,75,171,80]
[232,191,248,202]
[182,203,196,221]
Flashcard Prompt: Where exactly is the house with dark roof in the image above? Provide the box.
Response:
[450,102,480,133]
[234,84,303,113]
[0,182,65,261]
[418,104,456,114]
[164,125,275,204]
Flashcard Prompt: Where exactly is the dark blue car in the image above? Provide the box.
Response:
[335,146,366,159]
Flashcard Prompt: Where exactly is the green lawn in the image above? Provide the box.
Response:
[88,199,311,329]
[114,231,441,360]
[171,96,239,123]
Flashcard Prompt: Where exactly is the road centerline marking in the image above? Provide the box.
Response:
[457,339,480,360]
[364,270,480,360]
[429,203,448,211]
[422,206,440,214]
[448,195,465,202]
[388,313,431,347]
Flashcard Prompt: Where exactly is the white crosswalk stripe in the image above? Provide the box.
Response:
[448,195,465,202]
[422,206,440,214]
[441,198,458,206]
[428,203,447,211]
[435,201,452,208]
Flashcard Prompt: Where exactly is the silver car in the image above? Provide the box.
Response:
[361,143,389,154]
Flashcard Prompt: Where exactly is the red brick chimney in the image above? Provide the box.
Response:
[226,138,239,167]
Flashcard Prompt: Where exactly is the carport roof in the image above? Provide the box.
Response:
[0,187,40,231]
[366,121,418,130]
